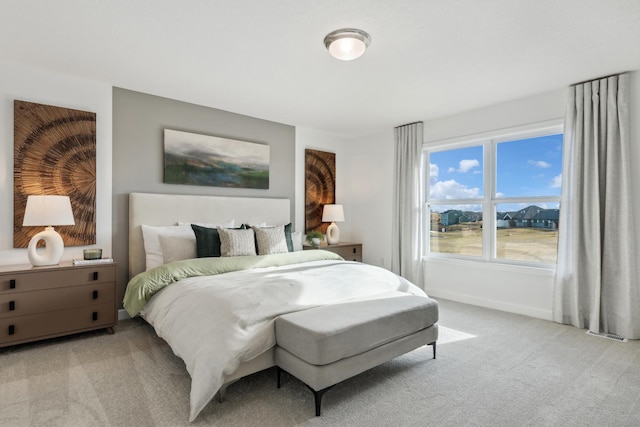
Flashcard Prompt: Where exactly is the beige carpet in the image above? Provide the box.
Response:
[1,299,639,426]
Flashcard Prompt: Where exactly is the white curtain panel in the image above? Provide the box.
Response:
[391,122,424,288]
[553,73,640,339]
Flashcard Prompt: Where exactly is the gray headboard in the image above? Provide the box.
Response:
[128,192,291,278]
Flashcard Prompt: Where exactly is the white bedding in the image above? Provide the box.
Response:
[139,259,426,421]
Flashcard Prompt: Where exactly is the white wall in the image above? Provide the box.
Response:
[344,129,395,269]
[0,59,112,265]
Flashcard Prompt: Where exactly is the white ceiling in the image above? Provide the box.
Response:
[1,1,639,138]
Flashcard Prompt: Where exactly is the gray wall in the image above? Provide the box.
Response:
[112,88,295,304]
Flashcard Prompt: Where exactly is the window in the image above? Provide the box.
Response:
[425,123,563,266]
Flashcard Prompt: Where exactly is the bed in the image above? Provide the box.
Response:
[124,192,430,421]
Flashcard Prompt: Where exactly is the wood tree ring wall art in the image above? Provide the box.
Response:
[305,149,336,233]
[14,100,97,248]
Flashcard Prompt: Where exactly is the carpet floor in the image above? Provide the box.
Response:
[1,298,639,426]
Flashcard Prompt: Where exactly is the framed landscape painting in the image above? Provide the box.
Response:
[164,129,269,189]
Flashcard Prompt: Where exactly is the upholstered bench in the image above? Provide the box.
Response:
[274,295,438,416]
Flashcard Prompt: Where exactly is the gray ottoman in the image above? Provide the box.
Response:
[275,295,438,415]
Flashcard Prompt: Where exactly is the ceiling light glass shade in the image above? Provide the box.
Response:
[324,28,371,61]
[22,195,75,266]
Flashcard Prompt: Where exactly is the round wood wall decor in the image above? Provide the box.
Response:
[13,100,97,248]
[305,149,336,233]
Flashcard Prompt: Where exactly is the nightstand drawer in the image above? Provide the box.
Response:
[0,282,115,318]
[304,242,363,262]
[0,265,115,294]
[0,302,115,346]
[327,245,362,261]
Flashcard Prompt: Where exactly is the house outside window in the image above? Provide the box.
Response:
[424,121,563,266]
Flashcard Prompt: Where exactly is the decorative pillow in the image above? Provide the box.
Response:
[247,222,295,252]
[218,227,257,257]
[253,225,289,255]
[159,234,197,264]
[191,224,223,258]
[141,224,195,270]
[284,223,294,252]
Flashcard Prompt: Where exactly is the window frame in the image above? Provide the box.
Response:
[423,119,564,268]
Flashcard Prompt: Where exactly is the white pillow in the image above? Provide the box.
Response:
[159,234,197,264]
[218,227,257,257]
[291,231,303,251]
[253,225,289,255]
[141,224,195,270]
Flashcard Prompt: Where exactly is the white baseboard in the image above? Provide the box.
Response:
[118,309,131,320]
[425,288,553,321]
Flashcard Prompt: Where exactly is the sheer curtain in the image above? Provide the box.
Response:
[553,73,640,339]
[391,122,424,288]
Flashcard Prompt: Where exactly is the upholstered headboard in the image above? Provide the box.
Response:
[128,192,290,278]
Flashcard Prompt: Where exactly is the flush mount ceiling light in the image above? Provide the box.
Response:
[324,28,371,61]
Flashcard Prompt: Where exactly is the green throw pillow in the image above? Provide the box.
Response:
[191,224,222,257]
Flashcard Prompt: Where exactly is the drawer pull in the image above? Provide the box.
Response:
[92,312,98,321]
[9,301,15,311]
[353,248,356,253]
[8,325,15,335]
[93,290,99,299]
[92,272,99,281]
[9,279,16,289]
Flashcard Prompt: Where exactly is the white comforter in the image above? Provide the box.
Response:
[140,259,426,421]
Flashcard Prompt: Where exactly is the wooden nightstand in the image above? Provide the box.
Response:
[0,261,117,348]
[304,242,362,262]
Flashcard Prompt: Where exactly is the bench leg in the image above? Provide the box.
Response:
[276,366,282,388]
[277,366,333,416]
[305,384,333,416]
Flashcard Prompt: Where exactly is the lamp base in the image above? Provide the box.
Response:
[326,222,340,245]
[27,226,65,266]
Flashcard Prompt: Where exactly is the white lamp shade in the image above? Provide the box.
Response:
[22,195,74,266]
[23,195,75,226]
[322,204,345,222]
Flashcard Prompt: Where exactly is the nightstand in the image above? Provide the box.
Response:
[304,242,362,262]
[0,261,117,348]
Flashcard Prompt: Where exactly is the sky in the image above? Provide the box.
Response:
[429,133,563,212]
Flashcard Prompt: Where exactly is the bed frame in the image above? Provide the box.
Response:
[128,192,291,395]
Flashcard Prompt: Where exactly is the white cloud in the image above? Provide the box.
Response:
[551,173,562,188]
[430,179,481,200]
[528,159,551,169]
[446,159,480,173]
[429,163,440,181]
[458,159,480,173]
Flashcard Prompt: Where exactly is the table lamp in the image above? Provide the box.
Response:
[22,195,75,266]
[322,204,345,245]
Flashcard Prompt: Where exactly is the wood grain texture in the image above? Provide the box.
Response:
[14,100,96,248]
[304,149,335,233]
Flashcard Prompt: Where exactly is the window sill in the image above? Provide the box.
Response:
[422,255,555,277]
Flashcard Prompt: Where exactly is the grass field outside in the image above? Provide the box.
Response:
[430,222,558,264]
